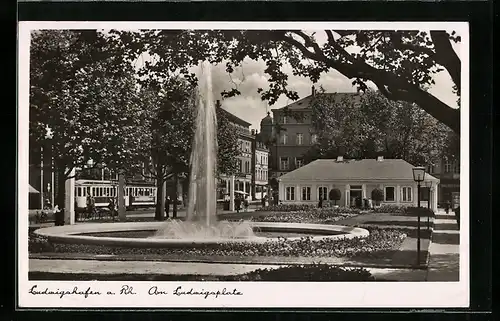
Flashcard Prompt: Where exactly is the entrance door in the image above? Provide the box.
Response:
[350,190,362,207]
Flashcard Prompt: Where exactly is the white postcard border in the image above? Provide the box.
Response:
[17,21,470,309]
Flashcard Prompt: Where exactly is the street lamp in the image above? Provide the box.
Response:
[412,166,426,266]
[425,180,433,230]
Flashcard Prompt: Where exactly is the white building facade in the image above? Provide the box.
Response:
[278,157,440,212]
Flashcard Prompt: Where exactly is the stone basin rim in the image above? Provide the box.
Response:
[34,221,369,247]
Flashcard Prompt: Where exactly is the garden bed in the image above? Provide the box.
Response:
[30,226,406,261]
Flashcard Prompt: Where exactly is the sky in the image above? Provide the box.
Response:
[134,30,461,130]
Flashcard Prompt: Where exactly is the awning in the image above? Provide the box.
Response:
[29,185,40,194]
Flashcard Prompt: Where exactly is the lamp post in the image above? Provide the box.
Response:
[425,180,433,230]
[412,166,426,266]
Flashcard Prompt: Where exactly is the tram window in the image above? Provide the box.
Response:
[145,189,149,196]
[82,188,86,197]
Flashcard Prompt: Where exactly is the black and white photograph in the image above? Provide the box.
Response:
[18,21,468,308]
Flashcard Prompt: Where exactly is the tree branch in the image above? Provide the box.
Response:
[430,31,461,92]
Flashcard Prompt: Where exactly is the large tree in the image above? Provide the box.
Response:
[114,29,461,133]
[30,30,144,208]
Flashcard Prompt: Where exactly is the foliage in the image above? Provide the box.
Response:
[231,264,374,281]
[28,232,54,253]
[329,188,341,201]
[305,89,455,166]
[215,106,241,175]
[371,188,384,202]
[114,29,461,133]
[30,30,143,175]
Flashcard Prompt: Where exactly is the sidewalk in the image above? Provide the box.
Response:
[426,209,460,281]
[29,259,427,281]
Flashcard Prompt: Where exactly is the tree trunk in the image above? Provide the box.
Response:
[173,173,178,218]
[155,172,165,221]
[117,172,126,222]
[55,166,66,209]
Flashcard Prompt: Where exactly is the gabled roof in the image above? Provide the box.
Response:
[218,107,251,127]
[272,92,360,112]
[279,159,439,182]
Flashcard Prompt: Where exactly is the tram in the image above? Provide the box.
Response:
[75,180,157,210]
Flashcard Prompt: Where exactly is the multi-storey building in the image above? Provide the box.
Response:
[260,87,358,179]
[251,131,269,200]
[217,106,254,200]
[427,158,460,208]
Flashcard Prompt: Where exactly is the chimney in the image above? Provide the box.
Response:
[311,85,316,97]
[251,129,256,135]
[336,156,343,162]
[377,156,384,161]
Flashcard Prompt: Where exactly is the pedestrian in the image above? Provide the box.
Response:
[244,195,250,212]
[235,195,242,213]
[261,194,266,208]
[368,198,373,209]
[165,195,171,218]
[445,200,451,214]
[318,195,323,208]
[108,197,116,220]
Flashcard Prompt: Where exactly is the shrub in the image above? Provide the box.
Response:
[329,188,341,205]
[371,188,384,205]
[232,264,375,281]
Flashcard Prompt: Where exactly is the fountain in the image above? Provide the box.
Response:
[152,61,256,240]
[34,61,369,248]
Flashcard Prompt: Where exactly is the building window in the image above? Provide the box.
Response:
[296,133,303,145]
[318,186,328,201]
[280,157,289,170]
[453,162,460,174]
[428,165,435,174]
[401,186,413,202]
[302,186,311,201]
[238,159,243,173]
[295,158,304,168]
[285,186,295,201]
[384,186,395,202]
[311,134,318,144]
[283,116,288,124]
[281,134,288,145]
[444,162,452,173]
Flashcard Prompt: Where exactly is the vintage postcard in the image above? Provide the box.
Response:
[18,21,469,308]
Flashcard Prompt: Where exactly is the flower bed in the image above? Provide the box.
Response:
[29,231,54,253]
[253,207,361,224]
[46,227,405,259]
[371,205,434,217]
[230,264,374,281]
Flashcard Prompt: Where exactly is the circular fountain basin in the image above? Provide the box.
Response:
[34,222,369,248]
